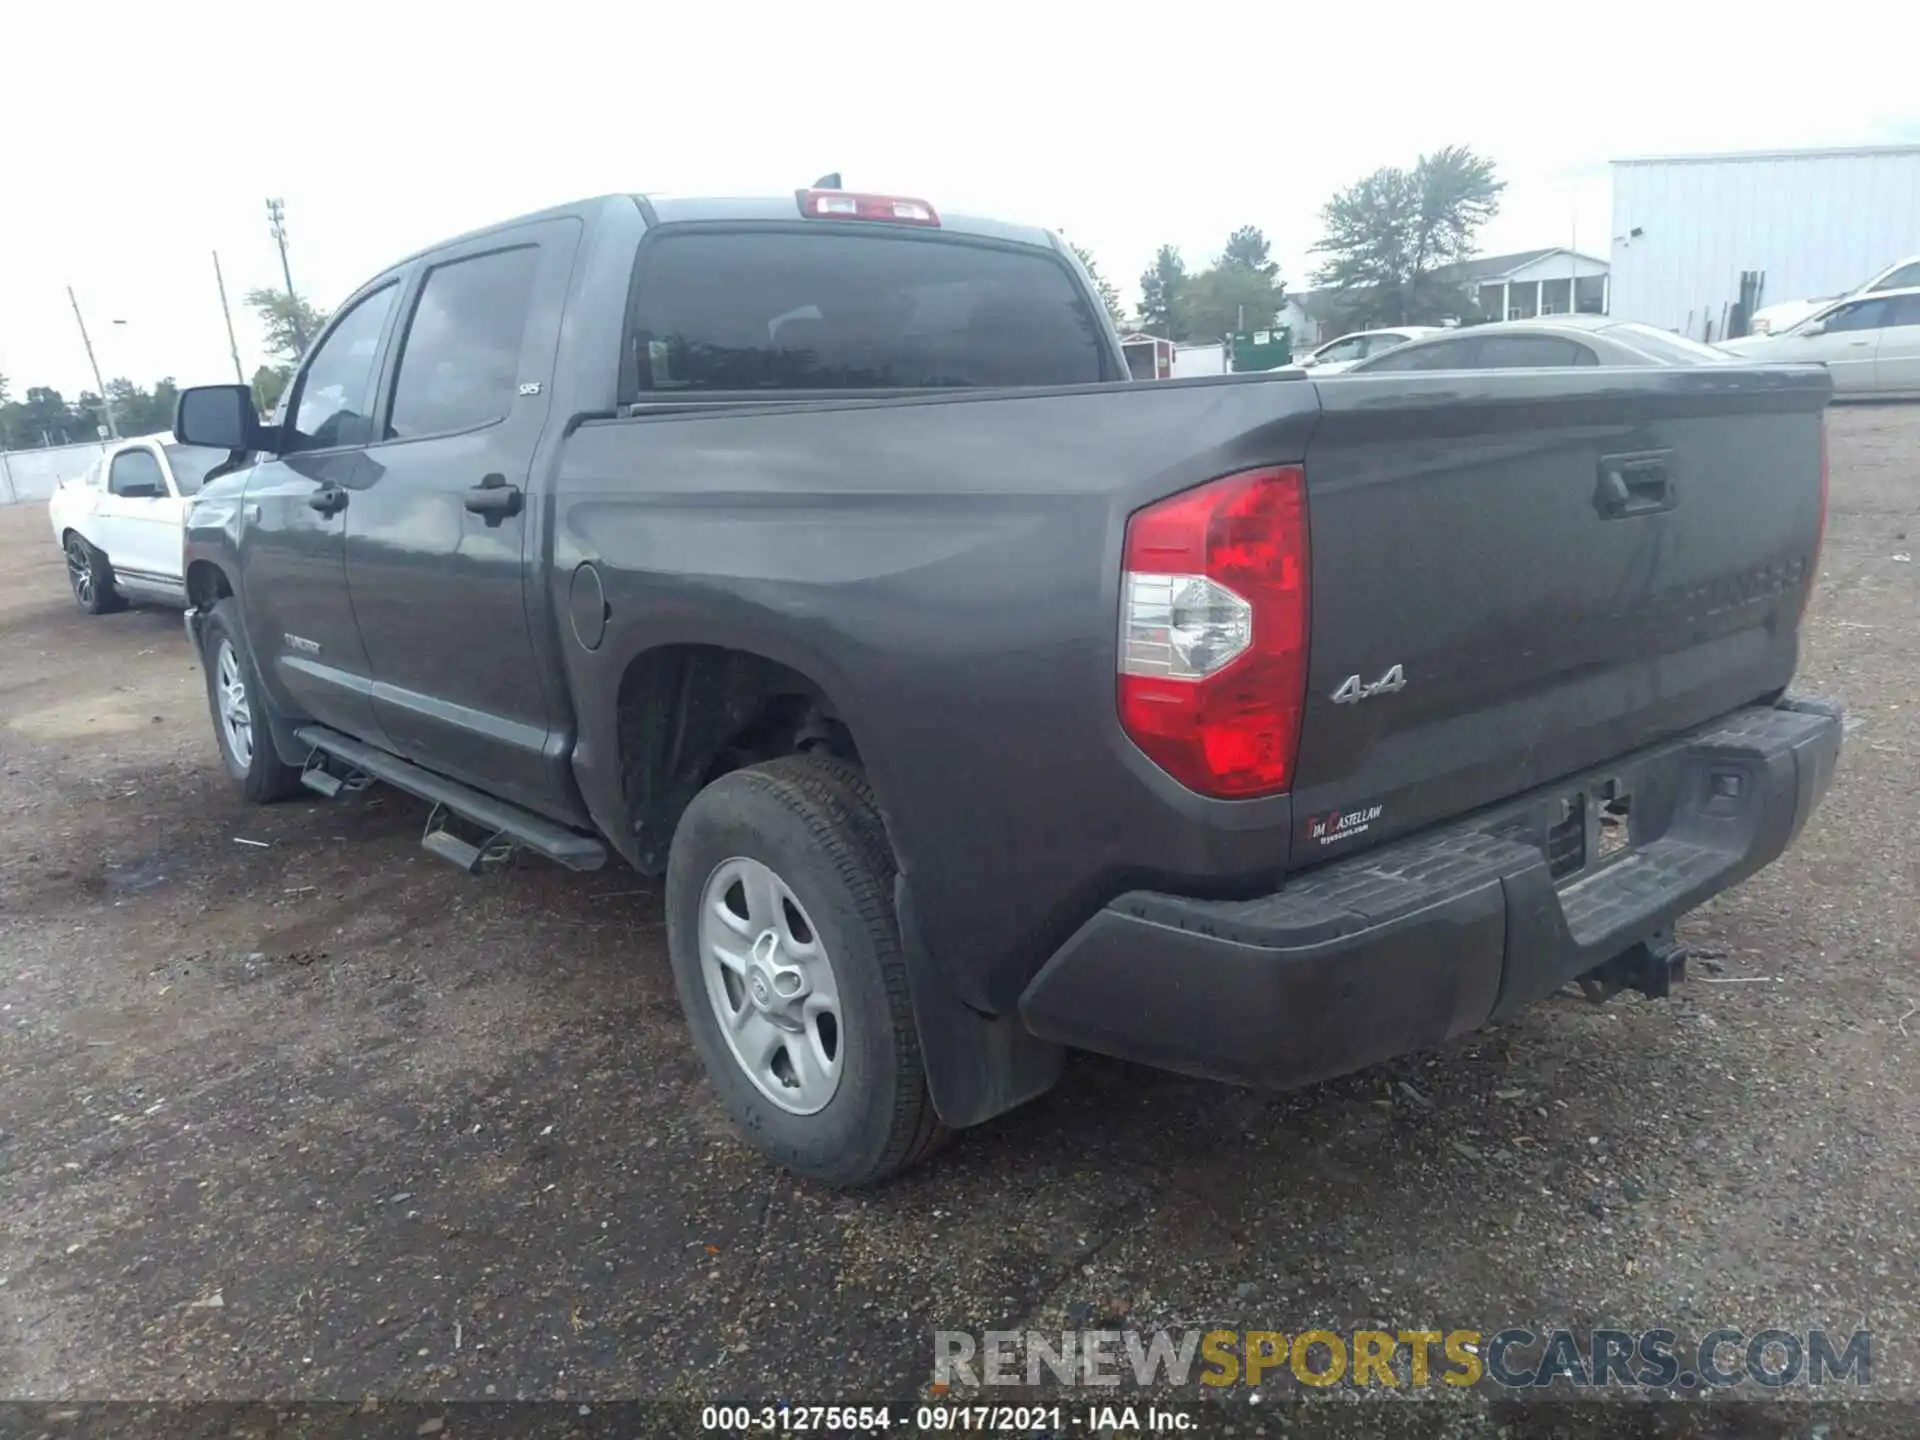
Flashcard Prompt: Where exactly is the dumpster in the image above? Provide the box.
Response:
[1229,328,1293,371]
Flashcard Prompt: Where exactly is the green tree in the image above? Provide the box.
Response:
[72,391,107,440]
[104,376,181,436]
[17,387,76,445]
[1066,239,1128,330]
[151,377,180,435]
[252,364,293,416]
[1179,225,1288,340]
[1181,267,1288,341]
[1311,145,1504,329]
[1138,245,1188,339]
[246,287,329,363]
[1221,224,1279,278]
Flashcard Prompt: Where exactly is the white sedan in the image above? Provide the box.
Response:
[1747,253,1920,336]
[1296,326,1445,375]
[47,435,226,615]
[1720,285,1920,398]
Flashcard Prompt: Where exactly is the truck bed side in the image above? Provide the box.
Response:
[547,363,1829,1017]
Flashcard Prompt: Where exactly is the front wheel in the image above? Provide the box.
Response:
[199,599,304,804]
[665,755,946,1186]
[63,534,123,615]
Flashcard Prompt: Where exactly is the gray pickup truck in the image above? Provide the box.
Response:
[172,188,1843,1185]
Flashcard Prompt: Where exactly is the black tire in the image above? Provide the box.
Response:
[63,532,124,615]
[665,754,947,1186]
[199,598,304,804]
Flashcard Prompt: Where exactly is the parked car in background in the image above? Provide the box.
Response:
[1747,253,1920,336]
[1345,316,1736,372]
[1720,287,1920,397]
[1295,326,1443,374]
[47,435,226,614]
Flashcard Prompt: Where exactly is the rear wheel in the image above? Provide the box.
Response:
[666,755,946,1186]
[63,533,123,615]
[199,599,304,804]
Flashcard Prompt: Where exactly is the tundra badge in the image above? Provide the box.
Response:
[1331,663,1405,705]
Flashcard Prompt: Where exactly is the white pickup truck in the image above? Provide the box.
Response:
[48,435,226,615]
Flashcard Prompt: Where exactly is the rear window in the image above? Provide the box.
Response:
[1601,323,1735,364]
[1471,335,1598,368]
[163,443,225,495]
[629,230,1109,392]
[1358,339,1471,372]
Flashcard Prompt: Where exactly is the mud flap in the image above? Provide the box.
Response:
[895,875,1064,1130]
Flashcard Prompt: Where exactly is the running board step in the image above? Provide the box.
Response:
[421,803,515,875]
[300,763,344,798]
[299,747,373,798]
[293,725,608,873]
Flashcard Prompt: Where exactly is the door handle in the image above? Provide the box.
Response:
[1595,451,1676,519]
[465,473,524,526]
[308,484,348,517]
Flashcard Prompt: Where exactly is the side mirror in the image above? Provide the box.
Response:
[174,384,263,452]
[1798,320,1827,338]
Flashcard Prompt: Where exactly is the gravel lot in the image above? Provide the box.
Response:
[2,406,1916,1425]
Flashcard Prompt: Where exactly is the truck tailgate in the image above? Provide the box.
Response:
[1286,365,1832,867]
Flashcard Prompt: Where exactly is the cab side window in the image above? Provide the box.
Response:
[1363,339,1475,371]
[1822,298,1891,334]
[386,246,542,440]
[1879,294,1920,328]
[1869,262,1920,292]
[286,284,399,453]
[108,448,166,497]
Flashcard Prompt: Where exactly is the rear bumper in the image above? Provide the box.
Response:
[1018,696,1843,1089]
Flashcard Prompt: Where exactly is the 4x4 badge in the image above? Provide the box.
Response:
[1332,663,1405,705]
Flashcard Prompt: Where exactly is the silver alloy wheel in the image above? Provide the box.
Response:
[214,639,254,770]
[698,855,844,1115]
[65,537,94,605]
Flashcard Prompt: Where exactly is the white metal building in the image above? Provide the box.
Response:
[1609,144,1920,341]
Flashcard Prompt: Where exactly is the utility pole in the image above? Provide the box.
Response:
[266,198,297,298]
[265,197,306,340]
[265,196,310,352]
[66,286,119,441]
[213,250,246,384]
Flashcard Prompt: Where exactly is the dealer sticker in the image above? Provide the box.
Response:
[1306,802,1384,847]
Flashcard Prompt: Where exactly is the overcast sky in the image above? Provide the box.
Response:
[4,0,1917,400]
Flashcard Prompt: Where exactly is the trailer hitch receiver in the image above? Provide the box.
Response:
[1578,929,1689,1003]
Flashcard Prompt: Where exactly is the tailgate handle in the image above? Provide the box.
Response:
[1595,452,1675,519]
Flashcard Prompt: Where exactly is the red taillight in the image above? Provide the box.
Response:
[1802,417,1829,622]
[1117,466,1311,798]
[797,189,940,226]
